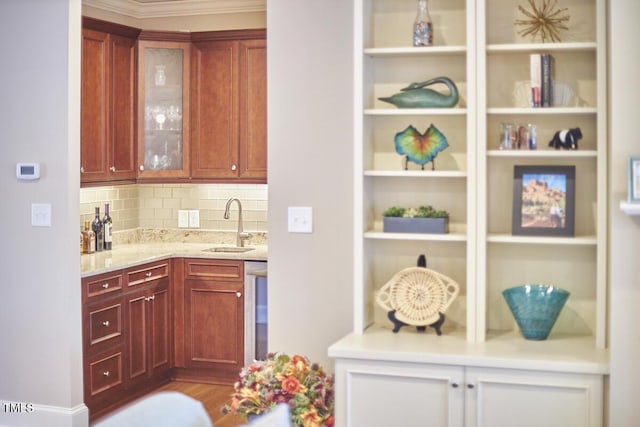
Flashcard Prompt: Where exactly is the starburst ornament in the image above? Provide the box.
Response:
[515,0,570,43]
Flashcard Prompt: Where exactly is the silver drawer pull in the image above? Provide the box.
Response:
[102,283,109,289]
[145,272,152,278]
[236,292,242,298]
[102,320,110,327]
[110,166,116,172]
[139,165,145,171]
[103,371,110,377]
[231,164,237,171]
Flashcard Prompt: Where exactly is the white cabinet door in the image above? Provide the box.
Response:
[465,367,604,427]
[335,359,464,427]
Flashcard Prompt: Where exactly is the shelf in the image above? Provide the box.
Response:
[487,150,597,158]
[364,170,467,178]
[329,326,608,375]
[487,234,597,245]
[365,230,467,242]
[365,108,467,116]
[364,45,467,57]
[620,200,640,215]
[487,42,597,54]
[487,107,597,115]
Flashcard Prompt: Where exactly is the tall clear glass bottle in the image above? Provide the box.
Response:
[413,0,433,47]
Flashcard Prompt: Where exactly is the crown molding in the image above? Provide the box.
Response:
[83,0,266,19]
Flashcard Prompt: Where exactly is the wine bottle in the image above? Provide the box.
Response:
[103,203,113,250]
[92,207,104,252]
[82,220,95,254]
[413,0,433,47]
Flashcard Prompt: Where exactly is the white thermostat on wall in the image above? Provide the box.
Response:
[16,162,40,180]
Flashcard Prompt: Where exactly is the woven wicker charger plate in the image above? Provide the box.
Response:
[376,267,460,326]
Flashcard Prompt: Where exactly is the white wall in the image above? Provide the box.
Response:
[608,1,640,425]
[267,0,354,370]
[0,0,87,426]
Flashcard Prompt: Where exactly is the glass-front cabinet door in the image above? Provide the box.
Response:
[137,40,190,179]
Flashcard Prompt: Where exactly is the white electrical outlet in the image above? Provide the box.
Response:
[288,207,312,233]
[188,210,200,228]
[178,210,189,228]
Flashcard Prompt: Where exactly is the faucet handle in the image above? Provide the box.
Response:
[239,231,252,241]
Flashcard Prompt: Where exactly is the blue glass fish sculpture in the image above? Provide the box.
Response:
[394,124,449,170]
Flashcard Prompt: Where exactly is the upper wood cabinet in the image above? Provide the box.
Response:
[190,30,267,182]
[137,36,191,181]
[81,18,139,186]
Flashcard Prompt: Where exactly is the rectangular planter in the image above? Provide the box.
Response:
[383,217,449,234]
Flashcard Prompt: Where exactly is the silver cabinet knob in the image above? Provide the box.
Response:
[231,164,237,171]
[236,292,242,298]
[145,272,152,278]
[451,382,459,388]
[103,371,110,377]
[467,384,475,389]
[80,166,85,173]
[102,320,110,327]
[102,283,109,289]
[110,166,116,172]
[139,165,145,171]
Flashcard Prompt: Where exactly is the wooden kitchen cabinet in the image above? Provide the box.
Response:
[82,260,172,420]
[190,30,267,182]
[180,258,245,382]
[81,18,139,185]
[137,36,191,180]
[124,261,172,391]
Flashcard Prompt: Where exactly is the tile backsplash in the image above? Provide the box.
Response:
[80,183,268,233]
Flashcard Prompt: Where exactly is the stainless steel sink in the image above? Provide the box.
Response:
[203,246,255,253]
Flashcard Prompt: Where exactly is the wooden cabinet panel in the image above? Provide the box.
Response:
[126,261,170,288]
[81,28,108,182]
[126,290,148,384]
[191,40,239,179]
[190,31,267,182]
[86,349,124,398]
[182,258,244,376]
[150,285,171,373]
[81,18,139,185]
[88,300,123,348]
[84,271,123,300]
[238,39,267,179]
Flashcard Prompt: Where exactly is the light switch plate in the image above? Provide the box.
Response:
[31,203,52,227]
[288,207,312,233]
[178,210,189,228]
[188,210,200,228]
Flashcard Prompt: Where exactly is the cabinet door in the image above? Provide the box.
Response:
[465,367,604,427]
[149,283,171,378]
[125,288,149,385]
[109,34,137,181]
[238,39,267,180]
[81,28,109,182]
[184,279,244,374]
[190,40,239,179]
[335,359,464,427]
[137,40,191,179]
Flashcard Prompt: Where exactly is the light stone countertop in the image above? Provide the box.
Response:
[81,229,267,277]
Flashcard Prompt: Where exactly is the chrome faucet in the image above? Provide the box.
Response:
[224,197,251,247]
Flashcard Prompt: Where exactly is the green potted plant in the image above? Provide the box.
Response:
[382,205,449,234]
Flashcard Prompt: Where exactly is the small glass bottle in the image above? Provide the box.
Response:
[413,0,433,47]
[92,207,104,252]
[82,220,95,254]
[103,203,113,251]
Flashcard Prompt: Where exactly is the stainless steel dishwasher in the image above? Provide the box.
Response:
[244,261,268,365]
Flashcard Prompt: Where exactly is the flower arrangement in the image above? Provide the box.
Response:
[383,205,449,218]
[222,352,335,427]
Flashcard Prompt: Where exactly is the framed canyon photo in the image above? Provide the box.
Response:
[512,165,576,237]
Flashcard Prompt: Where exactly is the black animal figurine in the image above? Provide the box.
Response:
[549,127,582,150]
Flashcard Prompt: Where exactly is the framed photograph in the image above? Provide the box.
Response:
[512,165,575,237]
[628,156,640,202]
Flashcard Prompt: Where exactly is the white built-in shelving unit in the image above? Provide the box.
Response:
[331,1,609,425]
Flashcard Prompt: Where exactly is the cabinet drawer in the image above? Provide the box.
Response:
[84,272,123,300]
[87,350,123,397]
[126,261,170,287]
[88,302,122,348]
[184,258,243,281]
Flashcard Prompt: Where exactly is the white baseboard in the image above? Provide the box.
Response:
[0,402,89,427]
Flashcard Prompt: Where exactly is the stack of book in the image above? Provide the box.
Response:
[530,53,554,108]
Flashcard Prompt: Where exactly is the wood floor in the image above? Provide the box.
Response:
[155,381,247,427]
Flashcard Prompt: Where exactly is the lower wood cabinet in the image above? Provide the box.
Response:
[176,258,245,382]
[82,260,173,420]
[334,358,604,427]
